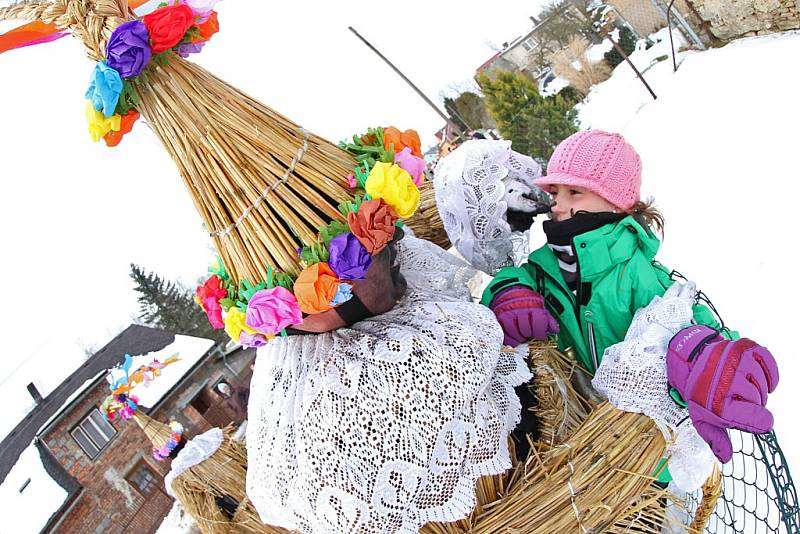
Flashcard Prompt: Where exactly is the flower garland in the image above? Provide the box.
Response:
[196,126,428,347]
[152,421,185,461]
[84,0,220,146]
[101,354,180,420]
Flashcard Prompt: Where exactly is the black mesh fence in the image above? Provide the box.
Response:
[683,430,799,533]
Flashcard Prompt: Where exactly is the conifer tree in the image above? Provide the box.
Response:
[478,71,578,165]
[129,263,225,341]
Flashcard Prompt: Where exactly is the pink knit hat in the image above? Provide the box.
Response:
[533,130,641,210]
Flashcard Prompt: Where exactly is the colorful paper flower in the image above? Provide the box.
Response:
[202,296,224,329]
[181,0,219,23]
[245,286,303,335]
[86,101,121,142]
[364,162,420,218]
[142,4,195,54]
[105,20,151,78]
[383,127,422,157]
[346,174,357,189]
[239,331,269,348]
[86,61,123,117]
[347,199,398,254]
[330,282,353,307]
[393,146,426,186]
[103,110,140,147]
[175,41,204,58]
[293,262,340,314]
[197,275,228,302]
[191,10,219,42]
[224,307,258,342]
[328,232,372,280]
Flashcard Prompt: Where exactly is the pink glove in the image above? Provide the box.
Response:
[667,325,780,462]
[490,286,559,346]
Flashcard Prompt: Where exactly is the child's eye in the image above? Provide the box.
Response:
[569,189,581,195]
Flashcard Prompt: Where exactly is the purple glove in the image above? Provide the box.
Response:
[667,325,780,462]
[490,286,559,346]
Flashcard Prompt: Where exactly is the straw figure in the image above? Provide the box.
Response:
[1,2,724,533]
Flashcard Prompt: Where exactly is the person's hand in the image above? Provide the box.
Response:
[490,286,559,346]
[667,325,780,462]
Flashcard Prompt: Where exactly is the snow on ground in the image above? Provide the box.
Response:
[0,443,68,533]
[573,30,800,469]
[106,334,214,408]
[577,27,691,131]
[155,501,200,534]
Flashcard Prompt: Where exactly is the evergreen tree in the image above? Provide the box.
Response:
[443,96,469,132]
[604,25,637,69]
[129,263,225,341]
[478,71,578,164]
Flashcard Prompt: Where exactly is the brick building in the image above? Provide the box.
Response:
[0,325,255,533]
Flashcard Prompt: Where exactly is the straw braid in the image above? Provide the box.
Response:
[0,0,131,60]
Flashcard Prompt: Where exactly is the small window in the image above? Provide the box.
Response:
[71,408,117,459]
[521,37,537,52]
[127,460,160,497]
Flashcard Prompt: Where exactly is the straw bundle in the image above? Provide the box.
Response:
[169,428,286,534]
[404,181,451,250]
[1,0,356,283]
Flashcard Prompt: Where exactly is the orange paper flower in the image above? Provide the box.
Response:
[191,11,219,43]
[104,110,140,147]
[347,199,398,254]
[383,127,422,158]
[294,262,340,314]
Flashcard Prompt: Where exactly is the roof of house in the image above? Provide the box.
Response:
[0,324,176,486]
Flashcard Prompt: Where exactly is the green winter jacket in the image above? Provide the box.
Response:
[480,215,727,374]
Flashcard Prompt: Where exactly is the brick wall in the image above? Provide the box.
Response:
[687,0,800,40]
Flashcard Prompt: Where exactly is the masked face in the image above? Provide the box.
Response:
[290,228,407,334]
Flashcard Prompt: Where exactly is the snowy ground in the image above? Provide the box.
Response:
[567,29,800,470]
[155,501,200,534]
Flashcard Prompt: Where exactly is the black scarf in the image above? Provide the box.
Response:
[542,212,625,290]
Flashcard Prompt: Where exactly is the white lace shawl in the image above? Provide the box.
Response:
[591,281,717,492]
[433,139,543,274]
[245,236,531,533]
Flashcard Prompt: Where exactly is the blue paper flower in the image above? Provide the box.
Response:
[330,282,353,307]
[85,61,123,117]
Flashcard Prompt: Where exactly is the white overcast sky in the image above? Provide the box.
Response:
[0,1,547,432]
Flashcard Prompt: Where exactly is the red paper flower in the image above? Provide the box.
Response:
[142,4,195,54]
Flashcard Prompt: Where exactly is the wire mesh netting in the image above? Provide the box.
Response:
[680,430,800,533]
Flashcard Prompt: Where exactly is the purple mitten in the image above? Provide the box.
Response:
[667,325,780,462]
[490,286,559,346]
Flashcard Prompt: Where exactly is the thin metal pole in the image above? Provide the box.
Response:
[348,26,461,131]
[601,28,657,100]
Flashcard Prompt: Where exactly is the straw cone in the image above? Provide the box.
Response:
[1,0,356,283]
[132,411,174,451]
[405,181,451,249]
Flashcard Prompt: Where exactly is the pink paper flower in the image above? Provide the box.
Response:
[202,296,224,329]
[393,146,426,186]
[180,0,219,22]
[346,174,357,188]
[245,286,303,335]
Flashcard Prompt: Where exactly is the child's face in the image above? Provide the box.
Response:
[547,185,618,221]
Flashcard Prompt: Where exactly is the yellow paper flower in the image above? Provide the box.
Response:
[364,162,420,218]
[85,101,121,142]
[224,307,258,342]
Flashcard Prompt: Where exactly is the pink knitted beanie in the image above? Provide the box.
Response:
[532,130,641,210]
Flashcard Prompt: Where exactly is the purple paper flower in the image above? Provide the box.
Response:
[328,232,372,280]
[330,282,353,306]
[176,40,205,58]
[239,331,269,348]
[106,20,151,78]
[393,146,426,186]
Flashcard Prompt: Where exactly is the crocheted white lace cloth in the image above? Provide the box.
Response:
[164,427,224,498]
[592,281,717,492]
[433,140,544,274]
[245,236,531,533]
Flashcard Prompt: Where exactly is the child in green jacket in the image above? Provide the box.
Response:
[482,130,779,463]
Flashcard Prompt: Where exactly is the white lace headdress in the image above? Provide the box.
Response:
[433,140,546,274]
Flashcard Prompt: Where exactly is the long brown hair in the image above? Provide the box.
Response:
[627,197,664,236]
